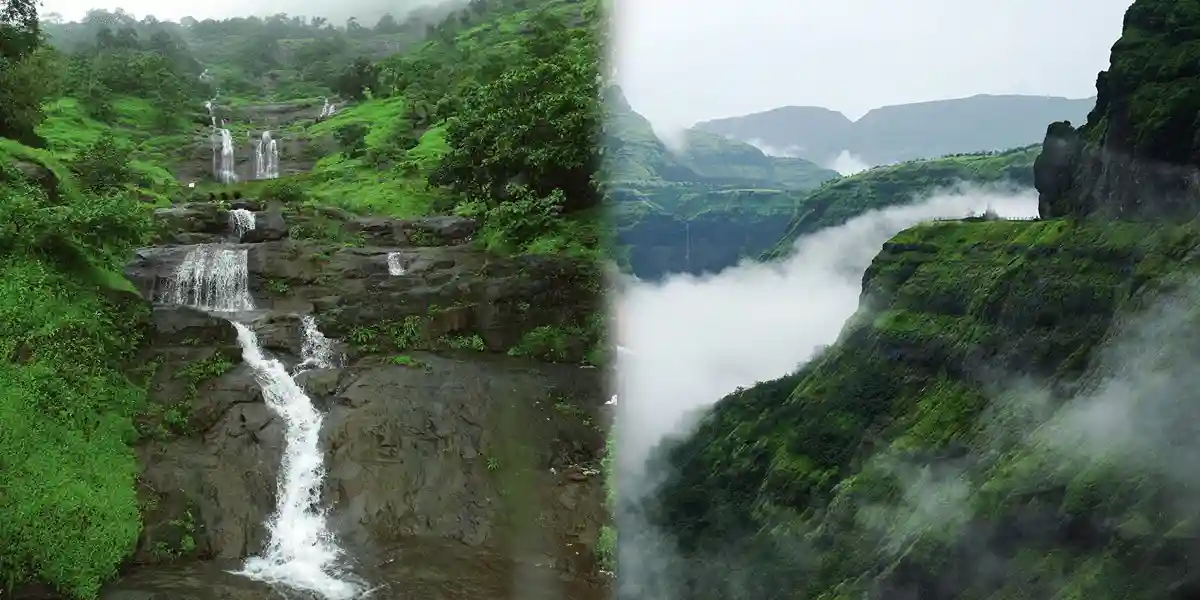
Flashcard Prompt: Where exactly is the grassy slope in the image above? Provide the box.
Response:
[301,95,452,216]
[656,217,1200,597]
[760,144,1039,258]
[0,127,154,597]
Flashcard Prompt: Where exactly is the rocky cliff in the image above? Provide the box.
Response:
[45,199,610,599]
[1035,0,1200,220]
[640,0,1200,597]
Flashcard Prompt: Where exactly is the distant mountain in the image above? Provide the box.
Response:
[694,94,1094,167]
[606,88,1046,280]
[605,86,841,279]
[604,87,838,189]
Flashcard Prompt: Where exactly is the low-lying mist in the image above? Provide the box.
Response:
[612,185,1039,599]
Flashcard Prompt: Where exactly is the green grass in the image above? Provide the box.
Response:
[0,257,148,599]
[37,97,183,200]
[300,96,451,217]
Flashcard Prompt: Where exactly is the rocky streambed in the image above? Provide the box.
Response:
[30,200,611,599]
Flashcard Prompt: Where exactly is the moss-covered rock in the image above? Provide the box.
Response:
[1035,0,1200,220]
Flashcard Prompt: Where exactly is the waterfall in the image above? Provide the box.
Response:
[205,101,218,181]
[386,252,406,276]
[293,314,339,374]
[229,209,256,240]
[233,320,360,600]
[216,125,237,184]
[167,245,255,312]
[319,97,336,119]
[160,233,361,597]
[254,131,280,180]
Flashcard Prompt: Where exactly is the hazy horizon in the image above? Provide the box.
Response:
[39,0,450,24]
[675,91,1100,126]
[613,0,1134,131]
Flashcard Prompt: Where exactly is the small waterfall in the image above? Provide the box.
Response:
[167,245,255,312]
[293,314,339,374]
[205,101,218,181]
[229,209,256,240]
[318,97,336,119]
[254,131,280,180]
[386,252,406,276]
[216,124,237,184]
[159,216,361,598]
[233,320,360,600]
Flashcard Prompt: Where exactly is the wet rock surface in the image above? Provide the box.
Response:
[94,539,606,599]
[91,194,610,599]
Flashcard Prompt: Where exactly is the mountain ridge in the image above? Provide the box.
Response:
[692,93,1096,166]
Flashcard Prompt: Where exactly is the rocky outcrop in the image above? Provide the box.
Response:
[108,197,609,597]
[1035,0,1200,220]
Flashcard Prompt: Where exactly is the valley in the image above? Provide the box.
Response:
[624,0,1200,598]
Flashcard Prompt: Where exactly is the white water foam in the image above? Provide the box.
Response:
[386,252,406,276]
[216,125,238,184]
[255,131,280,180]
[160,222,361,597]
[293,314,340,375]
[229,209,256,240]
[232,320,361,600]
[168,245,255,312]
[319,97,337,119]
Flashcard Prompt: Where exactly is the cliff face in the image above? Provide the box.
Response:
[1035,0,1200,220]
[643,1,1200,598]
[64,200,610,599]
[650,218,1200,600]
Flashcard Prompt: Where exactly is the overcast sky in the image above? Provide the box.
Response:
[40,0,441,23]
[613,0,1135,130]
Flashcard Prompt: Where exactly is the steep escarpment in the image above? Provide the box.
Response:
[649,218,1200,599]
[1035,0,1200,220]
[642,0,1200,597]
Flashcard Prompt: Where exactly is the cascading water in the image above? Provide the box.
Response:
[217,124,237,184]
[205,100,218,181]
[386,252,406,276]
[167,245,255,312]
[254,131,280,180]
[229,209,256,240]
[161,225,361,598]
[292,314,340,374]
[319,97,336,119]
[233,319,360,600]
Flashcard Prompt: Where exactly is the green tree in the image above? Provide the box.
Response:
[430,12,601,214]
[0,0,50,143]
[333,56,377,100]
[70,132,136,193]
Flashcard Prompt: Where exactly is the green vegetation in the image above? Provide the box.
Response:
[759,144,1039,259]
[597,432,616,571]
[613,139,1038,279]
[646,0,1200,596]
[653,218,1200,598]
[0,0,606,596]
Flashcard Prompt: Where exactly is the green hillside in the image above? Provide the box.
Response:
[644,0,1200,597]
[0,0,604,596]
[613,141,1039,279]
